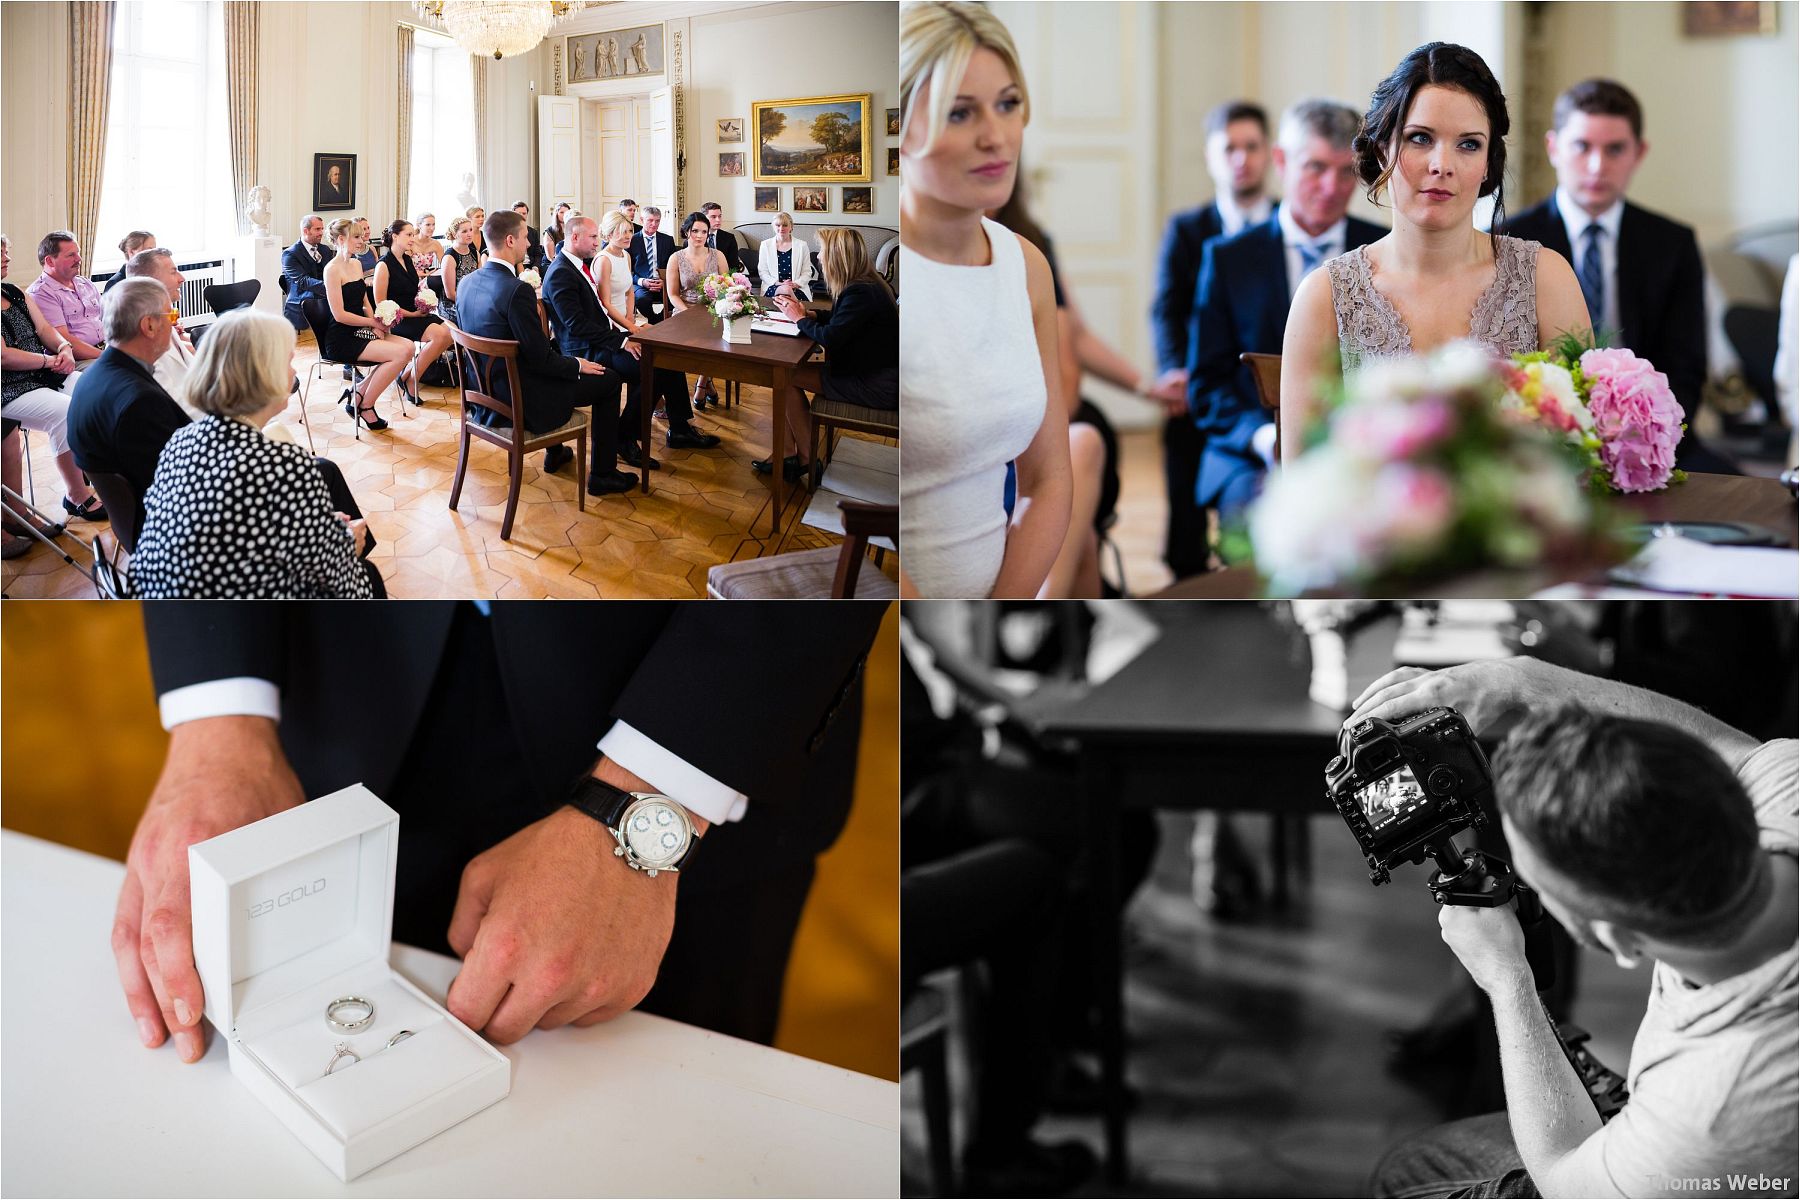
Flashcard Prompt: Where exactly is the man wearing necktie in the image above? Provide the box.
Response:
[280,215,333,332]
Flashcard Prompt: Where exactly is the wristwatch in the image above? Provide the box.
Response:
[566,776,697,877]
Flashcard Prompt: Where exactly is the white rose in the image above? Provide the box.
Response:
[518,268,542,289]
[416,286,438,307]
[374,299,401,324]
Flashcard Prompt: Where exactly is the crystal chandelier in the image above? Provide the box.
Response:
[412,1,591,60]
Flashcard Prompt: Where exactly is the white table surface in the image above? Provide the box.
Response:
[1,832,898,1197]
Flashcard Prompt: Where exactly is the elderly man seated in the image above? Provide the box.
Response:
[123,248,198,410]
[25,231,107,367]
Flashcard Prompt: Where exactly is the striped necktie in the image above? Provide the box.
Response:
[1578,225,1606,329]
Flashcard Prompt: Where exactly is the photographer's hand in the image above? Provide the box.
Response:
[1348,658,1579,736]
[1438,901,1531,995]
[113,717,306,1062]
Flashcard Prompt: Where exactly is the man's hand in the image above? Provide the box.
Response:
[114,717,306,1061]
[1348,658,1585,736]
[50,345,76,374]
[445,760,706,1045]
[1146,368,1189,416]
[1439,901,1532,995]
[577,357,606,376]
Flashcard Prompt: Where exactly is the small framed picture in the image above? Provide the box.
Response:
[313,152,356,211]
[793,186,829,214]
[885,107,900,136]
[717,117,744,142]
[719,152,746,178]
[888,147,900,176]
[754,187,781,213]
[1683,1,1777,35]
[841,187,873,215]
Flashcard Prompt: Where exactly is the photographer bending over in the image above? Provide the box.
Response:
[1354,659,1796,1199]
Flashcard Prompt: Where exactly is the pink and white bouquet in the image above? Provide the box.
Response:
[374,299,401,325]
[1246,341,1615,595]
[415,285,439,309]
[700,272,765,326]
[1501,337,1685,493]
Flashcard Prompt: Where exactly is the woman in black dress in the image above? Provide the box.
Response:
[321,218,415,431]
[373,219,453,395]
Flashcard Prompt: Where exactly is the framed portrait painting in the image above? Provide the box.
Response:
[754,187,781,213]
[313,153,355,212]
[792,186,830,214]
[752,93,873,183]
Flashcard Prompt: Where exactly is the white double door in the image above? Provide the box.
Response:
[538,89,675,223]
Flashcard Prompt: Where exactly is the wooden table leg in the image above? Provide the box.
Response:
[768,364,790,538]
[638,343,655,493]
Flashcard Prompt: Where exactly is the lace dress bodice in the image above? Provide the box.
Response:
[1328,234,1541,371]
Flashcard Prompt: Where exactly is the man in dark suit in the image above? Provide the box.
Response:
[1151,101,1277,580]
[701,202,744,273]
[512,201,549,272]
[115,601,889,1064]
[629,206,677,324]
[1501,79,1736,474]
[454,209,635,494]
[280,214,332,332]
[1186,99,1383,528]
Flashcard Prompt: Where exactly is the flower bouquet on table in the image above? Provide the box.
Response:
[1501,331,1686,494]
[701,272,763,342]
[1242,341,1624,596]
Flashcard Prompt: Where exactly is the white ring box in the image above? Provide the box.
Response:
[188,785,511,1181]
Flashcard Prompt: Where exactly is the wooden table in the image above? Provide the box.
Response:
[629,306,818,536]
[1155,472,1799,598]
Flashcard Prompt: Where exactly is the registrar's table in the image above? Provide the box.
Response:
[1,832,898,1198]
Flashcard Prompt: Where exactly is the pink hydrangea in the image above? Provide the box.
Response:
[1580,347,1683,492]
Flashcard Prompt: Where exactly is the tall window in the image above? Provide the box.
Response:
[94,0,232,271]
[409,28,477,226]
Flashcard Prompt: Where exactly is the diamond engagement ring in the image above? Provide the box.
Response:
[325,1041,359,1075]
[326,996,374,1032]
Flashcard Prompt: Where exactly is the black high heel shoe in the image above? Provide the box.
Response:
[397,367,423,407]
[343,384,388,431]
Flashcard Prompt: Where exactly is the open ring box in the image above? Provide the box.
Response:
[189,784,510,1180]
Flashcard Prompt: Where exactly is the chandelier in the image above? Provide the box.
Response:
[412,1,591,60]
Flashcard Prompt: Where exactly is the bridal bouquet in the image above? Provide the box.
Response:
[415,285,438,309]
[518,268,542,291]
[1502,334,1685,493]
[700,272,764,326]
[1246,341,1616,595]
[374,299,401,325]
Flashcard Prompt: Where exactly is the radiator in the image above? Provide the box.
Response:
[174,259,231,329]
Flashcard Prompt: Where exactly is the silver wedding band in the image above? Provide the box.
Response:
[386,1030,414,1049]
[326,996,374,1032]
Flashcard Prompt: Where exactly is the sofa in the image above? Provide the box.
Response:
[732,221,899,299]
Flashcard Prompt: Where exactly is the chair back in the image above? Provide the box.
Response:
[446,325,524,428]
[1240,351,1282,458]
[299,296,338,356]
[85,469,142,554]
[202,279,262,318]
[833,499,898,598]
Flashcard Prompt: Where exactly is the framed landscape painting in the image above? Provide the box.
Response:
[842,187,873,215]
[751,92,873,183]
[754,187,781,213]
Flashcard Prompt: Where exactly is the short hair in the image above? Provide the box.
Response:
[125,247,174,278]
[620,197,638,208]
[702,202,722,214]
[117,230,156,259]
[1205,100,1269,139]
[327,218,356,246]
[1552,78,1645,142]
[595,211,631,241]
[679,211,712,239]
[902,1,1029,153]
[1278,97,1363,153]
[513,201,529,211]
[773,211,794,228]
[640,206,661,219]
[1496,709,1764,943]
[484,209,527,247]
[181,308,296,418]
[103,277,171,343]
[1355,42,1510,225]
[37,231,75,265]
[300,213,323,231]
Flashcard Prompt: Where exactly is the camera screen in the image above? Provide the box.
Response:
[1355,763,1431,833]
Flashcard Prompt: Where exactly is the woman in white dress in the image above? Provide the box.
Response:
[899,0,1069,599]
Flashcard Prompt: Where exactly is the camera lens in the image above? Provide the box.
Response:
[1427,766,1459,796]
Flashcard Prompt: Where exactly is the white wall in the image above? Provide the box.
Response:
[2,1,72,280]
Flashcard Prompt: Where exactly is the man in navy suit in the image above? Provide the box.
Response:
[1151,101,1276,579]
[629,206,677,325]
[454,209,636,495]
[1501,79,1737,475]
[1186,99,1384,528]
[279,214,331,332]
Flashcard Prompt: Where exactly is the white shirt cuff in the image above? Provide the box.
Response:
[596,721,748,825]
[158,678,281,731]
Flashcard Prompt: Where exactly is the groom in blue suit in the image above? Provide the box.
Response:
[1185,99,1385,530]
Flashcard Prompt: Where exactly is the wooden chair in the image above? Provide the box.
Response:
[84,470,141,554]
[704,499,897,599]
[1239,351,1282,459]
[446,325,589,541]
[812,396,898,468]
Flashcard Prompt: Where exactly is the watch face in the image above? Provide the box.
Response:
[622,798,688,868]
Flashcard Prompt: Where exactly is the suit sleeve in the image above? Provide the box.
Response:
[505,280,579,379]
[608,602,889,800]
[281,246,326,303]
[1659,230,1709,420]
[542,263,611,357]
[796,284,874,352]
[116,396,191,490]
[1151,217,1195,373]
[143,603,291,696]
[1185,239,1252,432]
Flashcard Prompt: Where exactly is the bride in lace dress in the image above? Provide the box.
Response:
[1280,43,1591,458]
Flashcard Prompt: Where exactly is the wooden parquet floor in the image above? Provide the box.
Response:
[3,334,895,599]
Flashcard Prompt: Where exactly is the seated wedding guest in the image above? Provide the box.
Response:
[1,424,42,556]
[350,217,378,272]
[322,217,418,430]
[1152,100,1273,579]
[26,231,107,367]
[620,198,642,232]
[665,211,735,410]
[438,215,483,326]
[412,212,442,274]
[104,230,156,292]
[1501,78,1738,475]
[1,234,106,523]
[581,210,721,460]
[762,228,898,486]
[629,205,676,325]
[1359,660,1797,1198]
[700,202,744,273]
[122,248,197,407]
[456,208,623,484]
[512,201,549,272]
[899,0,1069,599]
[757,212,816,300]
[280,214,332,331]
[1282,42,1590,457]
[130,308,382,597]
[373,218,454,390]
[466,205,488,258]
[543,201,573,260]
[1187,99,1384,526]
[537,212,639,484]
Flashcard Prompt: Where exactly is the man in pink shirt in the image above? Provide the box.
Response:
[26,232,107,367]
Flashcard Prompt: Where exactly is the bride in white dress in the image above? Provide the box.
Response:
[899,1,1071,599]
